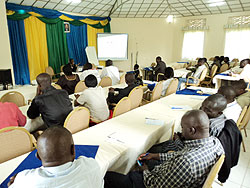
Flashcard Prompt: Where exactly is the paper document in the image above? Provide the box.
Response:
[169,105,192,110]
[145,118,165,126]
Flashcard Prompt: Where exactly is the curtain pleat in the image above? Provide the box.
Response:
[7,19,30,85]
[24,16,49,81]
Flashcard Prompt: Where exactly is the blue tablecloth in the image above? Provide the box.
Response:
[1,145,99,188]
[147,83,156,91]
[218,73,230,76]
[176,89,211,96]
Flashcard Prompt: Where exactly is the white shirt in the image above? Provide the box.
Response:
[101,66,120,85]
[77,86,109,121]
[239,64,250,82]
[10,157,104,188]
[193,64,206,78]
[223,100,242,123]
[80,69,101,83]
[161,78,174,96]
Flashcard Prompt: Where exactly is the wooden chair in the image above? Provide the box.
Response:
[209,57,214,61]
[99,76,112,87]
[231,58,239,67]
[0,127,37,163]
[201,65,218,87]
[74,81,87,93]
[112,97,131,117]
[143,81,163,103]
[45,66,60,82]
[64,107,90,134]
[128,86,143,109]
[60,65,65,72]
[157,73,165,81]
[247,83,250,91]
[165,78,179,96]
[119,74,126,84]
[219,63,229,73]
[186,68,208,87]
[202,154,225,188]
[52,83,62,89]
[0,91,26,107]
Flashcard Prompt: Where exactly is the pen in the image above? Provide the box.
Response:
[171,107,183,109]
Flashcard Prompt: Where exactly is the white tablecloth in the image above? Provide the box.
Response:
[174,68,191,78]
[212,71,240,89]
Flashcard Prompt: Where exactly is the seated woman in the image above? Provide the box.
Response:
[161,67,174,96]
[56,64,80,95]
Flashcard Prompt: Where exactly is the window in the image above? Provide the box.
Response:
[181,31,205,60]
[224,29,250,60]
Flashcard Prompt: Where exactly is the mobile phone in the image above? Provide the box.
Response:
[137,160,143,166]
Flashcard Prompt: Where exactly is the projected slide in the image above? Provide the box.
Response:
[97,33,128,60]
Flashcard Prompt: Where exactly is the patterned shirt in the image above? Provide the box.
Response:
[143,137,224,188]
[209,114,227,137]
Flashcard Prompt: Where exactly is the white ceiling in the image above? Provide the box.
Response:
[5,0,250,18]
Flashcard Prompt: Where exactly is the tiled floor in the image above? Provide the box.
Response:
[212,128,250,188]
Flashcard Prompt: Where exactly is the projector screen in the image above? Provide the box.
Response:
[97,33,128,60]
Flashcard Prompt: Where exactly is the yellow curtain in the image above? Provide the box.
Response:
[87,25,105,66]
[24,16,49,81]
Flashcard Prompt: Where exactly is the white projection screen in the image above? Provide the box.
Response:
[97,33,128,60]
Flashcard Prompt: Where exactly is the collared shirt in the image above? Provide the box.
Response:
[101,66,120,85]
[236,91,250,109]
[209,114,227,137]
[193,64,206,78]
[0,102,26,129]
[161,78,174,96]
[223,100,242,123]
[240,64,250,82]
[143,137,224,188]
[77,86,109,121]
[80,69,101,83]
[9,156,104,188]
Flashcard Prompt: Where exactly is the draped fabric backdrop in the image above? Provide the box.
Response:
[66,24,88,66]
[7,19,30,85]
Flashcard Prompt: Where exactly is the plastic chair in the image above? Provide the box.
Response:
[99,76,112,87]
[45,66,60,81]
[74,81,87,93]
[119,74,126,84]
[112,97,131,117]
[0,127,37,163]
[128,86,143,109]
[143,81,163,103]
[52,83,62,90]
[186,68,208,87]
[157,73,165,81]
[219,64,229,73]
[0,91,26,107]
[165,78,179,96]
[201,65,218,87]
[64,107,90,134]
[202,154,225,188]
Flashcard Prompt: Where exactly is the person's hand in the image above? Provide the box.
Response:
[74,94,80,99]
[173,132,180,140]
[138,163,149,171]
[109,88,115,93]
[228,72,233,76]
[7,174,17,187]
[138,153,159,161]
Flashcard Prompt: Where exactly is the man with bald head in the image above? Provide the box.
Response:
[8,126,104,188]
[25,73,72,133]
[104,110,224,188]
[231,79,250,109]
[217,86,242,123]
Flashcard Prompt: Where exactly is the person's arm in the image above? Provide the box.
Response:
[75,93,86,106]
[15,106,26,127]
[27,99,40,119]
[100,68,107,78]
[56,76,64,88]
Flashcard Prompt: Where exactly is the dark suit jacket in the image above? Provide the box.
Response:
[153,61,166,76]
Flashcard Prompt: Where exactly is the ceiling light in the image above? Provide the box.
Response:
[166,15,174,23]
[209,2,226,7]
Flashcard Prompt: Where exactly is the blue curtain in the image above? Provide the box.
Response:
[66,24,88,66]
[7,19,30,85]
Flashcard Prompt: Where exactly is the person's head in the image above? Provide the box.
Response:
[83,63,92,71]
[231,79,247,96]
[200,94,227,119]
[165,67,174,79]
[125,73,135,85]
[85,74,98,88]
[219,56,224,63]
[197,58,205,66]
[181,110,210,140]
[217,86,236,104]
[134,64,139,70]
[106,59,113,67]
[224,57,229,63]
[214,56,220,62]
[63,64,73,76]
[203,57,207,63]
[156,56,162,63]
[240,59,250,68]
[36,73,51,91]
[69,59,74,65]
[37,126,75,167]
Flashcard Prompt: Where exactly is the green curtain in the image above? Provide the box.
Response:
[46,20,68,74]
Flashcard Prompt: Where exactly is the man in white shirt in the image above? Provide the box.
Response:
[217,86,242,123]
[101,60,120,85]
[161,67,174,96]
[75,74,109,122]
[8,126,104,188]
[238,59,250,83]
[80,63,101,83]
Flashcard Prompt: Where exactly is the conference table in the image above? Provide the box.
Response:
[174,68,191,78]
[212,70,241,89]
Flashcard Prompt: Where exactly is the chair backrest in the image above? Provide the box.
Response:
[45,66,55,76]
[0,127,36,163]
[113,97,131,117]
[128,86,143,109]
[219,63,229,73]
[0,91,26,107]
[202,154,225,188]
[238,106,250,130]
[60,65,65,72]
[209,57,214,61]
[199,68,208,82]
[165,78,179,96]
[99,76,112,87]
[74,81,87,93]
[52,83,62,90]
[151,81,163,101]
[237,106,248,127]
[64,107,90,134]
[247,83,250,91]
[119,74,126,84]
[157,73,165,81]
[210,65,218,78]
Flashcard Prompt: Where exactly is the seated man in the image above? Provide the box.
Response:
[232,59,250,83]
[107,73,137,105]
[231,79,250,108]
[80,63,101,83]
[104,110,224,188]
[0,102,26,129]
[74,75,109,122]
[8,126,104,188]
[161,67,174,96]
[211,56,221,72]
[68,58,78,72]
[217,86,242,123]
[25,73,73,133]
[101,60,120,85]
[177,58,206,90]
[152,56,166,81]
